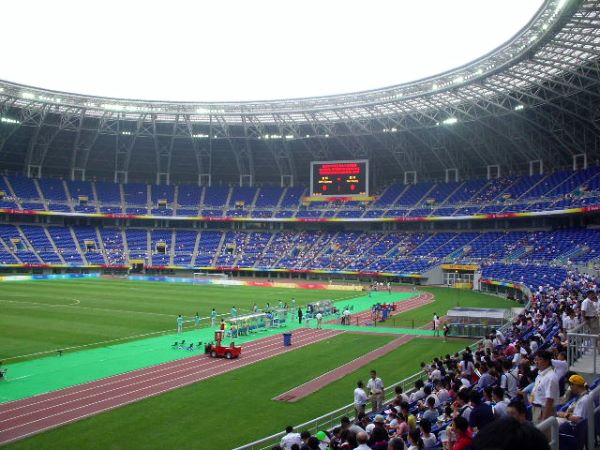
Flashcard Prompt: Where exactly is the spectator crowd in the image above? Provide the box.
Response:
[273,270,600,450]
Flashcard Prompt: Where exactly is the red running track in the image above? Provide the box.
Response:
[274,334,415,402]
[0,328,342,446]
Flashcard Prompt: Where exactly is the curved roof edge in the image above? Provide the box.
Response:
[0,0,582,124]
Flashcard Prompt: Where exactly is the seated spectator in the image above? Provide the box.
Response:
[453,389,472,421]
[391,412,409,437]
[476,364,496,390]
[445,416,472,450]
[341,416,364,435]
[468,390,495,431]
[393,385,410,404]
[492,387,509,418]
[472,417,549,450]
[407,429,425,450]
[419,419,438,449]
[506,399,528,423]
[435,379,450,404]
[369,415,388,446]
[421,397,439,423]
[556,374,589,425]
[410,380,426,403]
[388,437,405,450]
[356,431,373,450]
[400,401,417,431]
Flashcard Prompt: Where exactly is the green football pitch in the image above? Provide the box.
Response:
[0,278,515,449]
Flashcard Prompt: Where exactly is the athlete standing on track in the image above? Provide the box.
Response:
[194,312,200,328]
[176,314,184,334]
[210,308,217,327]
[316,312,323,329]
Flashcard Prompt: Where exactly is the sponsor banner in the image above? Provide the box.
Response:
[441,264,480,271]
[0,204,597,223]
[480,278,517,288]
[325,284,363,291]
[0,273,101,282]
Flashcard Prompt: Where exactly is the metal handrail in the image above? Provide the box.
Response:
[567,322,598,375]
[585,384,600,450]
[231,370,428,450]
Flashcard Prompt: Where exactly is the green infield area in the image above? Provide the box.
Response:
[0,278,364,361]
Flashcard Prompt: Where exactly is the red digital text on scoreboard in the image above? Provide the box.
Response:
[311,160,368,196]
[318,163,362,176]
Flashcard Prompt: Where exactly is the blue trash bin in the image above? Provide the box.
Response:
[283,332,292,347]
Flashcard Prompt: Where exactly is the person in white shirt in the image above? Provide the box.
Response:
[552,353,568,381]
[315,312,323,329]
[530,350,560,424]
[343,308,351,326]
[429,366,442,382]
[354,380,368,417]
[435,380,450,404]
[492,387,509,418]
[367,370,385,412]
[500,360,518,399]
[355,431,372,450]
[410,380,426,403]
[557,374,589,425]
[280,425,302,450]
[581,292,599,336]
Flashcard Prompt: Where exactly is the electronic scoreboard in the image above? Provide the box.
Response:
[310,160,369,197]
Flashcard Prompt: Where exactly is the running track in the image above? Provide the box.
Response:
[0,328,341,446]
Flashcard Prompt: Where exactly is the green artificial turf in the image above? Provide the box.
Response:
[0,278,361,361]
[5,336,471,450]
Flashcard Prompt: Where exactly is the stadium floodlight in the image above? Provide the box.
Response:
[102,104,124,111]
[514,105,524,110]
[0,87,4,92]
[305,134,310,138]
[1,117,20,124]
[121,131,131,135]
[21,92,35,99]
[192,133,209,139]
[442,117,458,125]
[453,76,464,84]
[432,84,439,91]
[285,135,294,140]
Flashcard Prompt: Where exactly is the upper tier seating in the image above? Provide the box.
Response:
[123,183,148,206]
[7,176,40,200]
[95,181,122,204]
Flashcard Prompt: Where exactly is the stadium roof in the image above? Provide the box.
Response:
[0,0,598,185]
[0,1,543,103]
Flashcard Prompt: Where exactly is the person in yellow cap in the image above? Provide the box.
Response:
[556,374,589,425]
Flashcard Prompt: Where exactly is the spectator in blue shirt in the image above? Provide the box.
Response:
[422,397,439,423]
[468,390,495,432]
